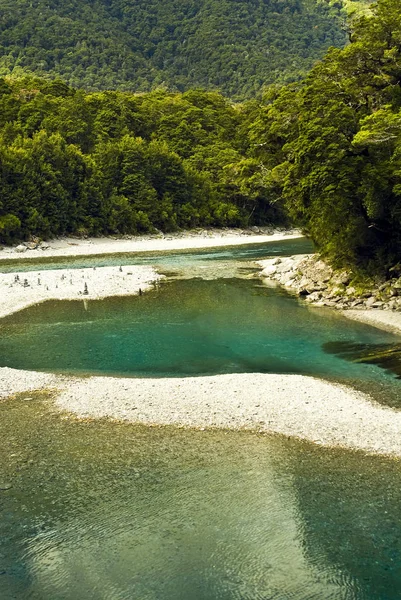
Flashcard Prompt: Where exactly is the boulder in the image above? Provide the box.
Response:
[331,271,351,286]
[15,244,27,253]
[261,265,277,277]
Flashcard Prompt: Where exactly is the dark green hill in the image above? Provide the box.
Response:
[0,0,345,100]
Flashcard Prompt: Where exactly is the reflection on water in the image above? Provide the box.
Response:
[0,394,401,600]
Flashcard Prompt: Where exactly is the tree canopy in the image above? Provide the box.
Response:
[0,0,346,100]
[243,0,401,275]
[0,79,290,244]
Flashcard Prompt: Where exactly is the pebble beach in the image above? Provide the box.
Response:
[0,265,162,319]
[1,368,401,457]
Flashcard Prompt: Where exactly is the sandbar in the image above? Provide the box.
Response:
[0,265,162,319]
[1,368,400,457]
[0,229,303,262]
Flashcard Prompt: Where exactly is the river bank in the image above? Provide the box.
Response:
[0,227,302,261]
[0,265,162,319]
[1,368,400,457]
[259,254,401,335]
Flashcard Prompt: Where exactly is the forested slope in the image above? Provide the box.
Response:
[0,80,288,243]
[0,0,345,100]
[1,0,400,280]
[245,0,401,275]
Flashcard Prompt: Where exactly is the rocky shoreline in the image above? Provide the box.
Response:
[259,254,401,312]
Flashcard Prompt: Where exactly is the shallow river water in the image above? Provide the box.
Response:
[1,238,401,599]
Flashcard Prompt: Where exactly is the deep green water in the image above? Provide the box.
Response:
[1,238,401,599]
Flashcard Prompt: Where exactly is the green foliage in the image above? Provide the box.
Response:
[0,81,286,243]
[0,0,346,100]
[242,0,401,275]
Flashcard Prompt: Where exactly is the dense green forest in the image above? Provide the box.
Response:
[246,0,401,275]
[0,80,288,242]
[0,0,400,278]
[0,0,346,100]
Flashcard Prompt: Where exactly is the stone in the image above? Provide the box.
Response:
[298,277,310,289]
[15,244,27,253]
[284,279,295,288]
[305,291,322,302]
[261,265,277,277]
[365,296,376,308]
[331,271,351,286]
[276,260,295,274]
[0,483,12,491]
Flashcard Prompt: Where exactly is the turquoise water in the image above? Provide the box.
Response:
[1,238,401,599]
[1,278,401,405]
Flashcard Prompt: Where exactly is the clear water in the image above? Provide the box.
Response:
[1,278,401,406]
[1,394,401,600]
[1,238,401,599]
[0,237,314,274]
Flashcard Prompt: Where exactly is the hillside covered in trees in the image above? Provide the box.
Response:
[245,0,401,276]
[0,0,400,279]
[0,0,346,100]
[0,80,288,243]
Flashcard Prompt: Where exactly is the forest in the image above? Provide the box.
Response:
[0,0,346,100]
[0,0,400,279]
[0,81,288,242]
[249,0,401,276]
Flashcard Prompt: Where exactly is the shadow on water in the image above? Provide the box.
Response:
[1,393,401,600]
[323,341,401,379]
